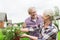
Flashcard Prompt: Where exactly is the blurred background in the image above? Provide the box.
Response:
[0,0,60,23]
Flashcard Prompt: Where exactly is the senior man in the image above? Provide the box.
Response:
[20,7,43,40]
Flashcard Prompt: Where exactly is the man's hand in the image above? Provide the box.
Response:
[21,33,28,37]
[21,33,38,40]
[20,28,29,32]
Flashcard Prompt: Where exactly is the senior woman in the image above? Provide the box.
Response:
[41,9,58,40]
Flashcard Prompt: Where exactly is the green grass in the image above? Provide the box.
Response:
[58,31,60,40]
[0,29,4,40]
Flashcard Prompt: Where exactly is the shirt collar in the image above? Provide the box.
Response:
[43,23,53,29]
[30,16,39,22]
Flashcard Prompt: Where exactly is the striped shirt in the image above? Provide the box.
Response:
[41,24,58,40]
[25,15,43,38]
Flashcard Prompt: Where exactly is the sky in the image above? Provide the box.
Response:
[0,0,60,23]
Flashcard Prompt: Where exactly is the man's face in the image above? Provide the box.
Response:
[29,8,37,19]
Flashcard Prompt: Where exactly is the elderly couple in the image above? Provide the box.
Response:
[20,7,58,40]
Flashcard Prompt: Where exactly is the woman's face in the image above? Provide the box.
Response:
[43,14,51,24]
[43,15,49,21]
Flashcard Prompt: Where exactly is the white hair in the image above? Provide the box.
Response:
[43,9,54,16]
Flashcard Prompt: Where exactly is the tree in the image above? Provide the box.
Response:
[53,6,60,31]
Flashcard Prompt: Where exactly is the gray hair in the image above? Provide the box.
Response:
[43,9,54,20]
[28,7,36,14]
[43,9,54,16]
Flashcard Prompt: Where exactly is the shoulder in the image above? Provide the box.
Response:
[37,15,42,18]
[52,23,58,32]
[52,24,57,28]
[25,17,31,23]
[38,15,43,20]
[37,15,44,22]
